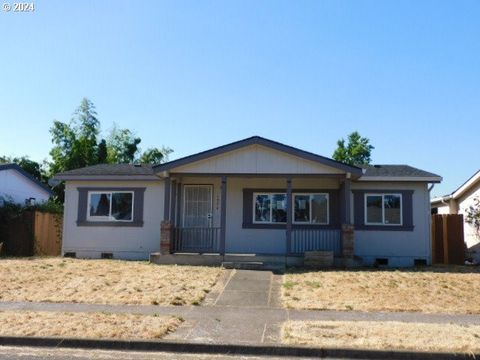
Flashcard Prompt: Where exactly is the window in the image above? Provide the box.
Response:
[365,193,402,225]
[252,192,328,224]
[294,193,329,224]
[254,193,286,223]
[87,191,134,222]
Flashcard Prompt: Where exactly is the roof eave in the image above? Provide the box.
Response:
[450,170,480,200]
[53,175,161,181]
[358,176,443,183]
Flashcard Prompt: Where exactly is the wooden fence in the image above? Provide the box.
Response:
[432,214,465,265]
[0,211,62,257]
[34,211,62,256]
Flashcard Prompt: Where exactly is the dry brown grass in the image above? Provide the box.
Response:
[283,320,480,353]
[283,267,480,313]
[0,258,222,306]
[0,311,182,339]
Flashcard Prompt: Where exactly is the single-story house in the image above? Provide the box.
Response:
[54,136,442,267]
[0,163,52,205]
[431,170,480,262]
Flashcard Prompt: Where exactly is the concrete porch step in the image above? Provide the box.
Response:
[221,261,285,272]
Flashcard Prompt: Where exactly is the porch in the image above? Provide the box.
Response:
[168,226,342,256]
[154,173,356,267]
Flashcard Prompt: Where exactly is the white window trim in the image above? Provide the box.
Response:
[253,192,287,224]
[364,193,403,226]
[87,191,135,223]
[293,193,330,225]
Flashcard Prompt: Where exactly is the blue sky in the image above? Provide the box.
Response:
[0,0,479,197]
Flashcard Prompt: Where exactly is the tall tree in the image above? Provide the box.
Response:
[48,98,172,176]
[97,139,108,163]
[332,131,374,165]
[49,98,100,174]
[139,146,173,164]
[106,125,142,164]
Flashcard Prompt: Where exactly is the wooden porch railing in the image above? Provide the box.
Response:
[172,227,221,253]
[290,228,341,255]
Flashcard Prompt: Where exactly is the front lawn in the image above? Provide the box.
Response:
[0,258,222,306]
[283,267,480,313]
[0,310,182,339]
[283,320,480,353]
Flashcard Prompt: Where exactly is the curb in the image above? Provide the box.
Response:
[0,336,477,359]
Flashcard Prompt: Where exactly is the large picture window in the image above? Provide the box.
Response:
[252,192,329,224]
[254,193,287,223]
[294,193,329,224]
[365,193,402,225]
[88,191,134,222]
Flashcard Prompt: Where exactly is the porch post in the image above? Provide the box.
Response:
[176,182,181,226]
[170,180,177,225]
[163,177,171,221]
[286,178,292,255]
[343,178,352,224]
[341,176,355,266]
[220,176,227,255]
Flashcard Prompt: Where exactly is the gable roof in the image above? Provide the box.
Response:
[153,136,363,175]
[431,169,480,204]
[52,137,441,183]
[0,163,53,196]
[358,164,442,182]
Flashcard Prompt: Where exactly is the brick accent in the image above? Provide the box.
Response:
[160,220,173,255]
[341,224,355,258]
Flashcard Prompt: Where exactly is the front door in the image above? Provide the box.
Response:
[183,185,213,228]
[180,185,216,252]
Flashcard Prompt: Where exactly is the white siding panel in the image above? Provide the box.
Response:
[436,205,450,215]
[0,169,50,204]
[457,185,480,261]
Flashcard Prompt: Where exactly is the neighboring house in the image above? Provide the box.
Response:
[0,163,52,205]
[431,170,480,262]
[54,136,441,267]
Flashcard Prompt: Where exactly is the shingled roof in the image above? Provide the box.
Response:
[359,164,441,179]
[54,164,156,179]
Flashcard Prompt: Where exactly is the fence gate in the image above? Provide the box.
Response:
[0,211,62,257]
[432,214,465,265]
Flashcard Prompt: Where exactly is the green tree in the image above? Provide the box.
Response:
[332,131,374,165]
[49,98,100,174]
[48,98,172,179]
[139,146,173,164]
[106,125,142,164]
[97,139,108,163]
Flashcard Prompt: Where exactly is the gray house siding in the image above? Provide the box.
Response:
[62,180,165,260]
[351,182,431,266]
[58,139,438,265]
[225,177,340,254]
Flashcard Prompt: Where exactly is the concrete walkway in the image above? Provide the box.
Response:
[2,269,480,345]
[166,270,284,344]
